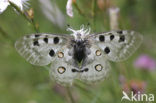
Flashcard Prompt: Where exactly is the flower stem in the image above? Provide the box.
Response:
[73,2,87,18]
[0,26,13,42]
[0,26,9,39]
[74,83,103,103]
[9,1,39,33]
[31,19,39,33]
[66,87,75,103]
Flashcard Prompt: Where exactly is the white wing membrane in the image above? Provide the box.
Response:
[90,30,143,62]
[80,45,110,83]
[15,33,69,66]
[49,45,78,85]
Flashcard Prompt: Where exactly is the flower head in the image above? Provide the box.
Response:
[66,0,73,17]
[134,54,156,71]
[0,0,29,14]
[121,79,146,94]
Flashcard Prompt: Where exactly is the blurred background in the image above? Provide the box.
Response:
[0,0,156,103]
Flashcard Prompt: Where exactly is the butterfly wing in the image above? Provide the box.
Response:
[15,33,70,66]
[80,45,110,83]
[89,30,143,62]
[49,45,78,85]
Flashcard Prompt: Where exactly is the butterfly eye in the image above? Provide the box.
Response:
[95,64,103,72]
[95,50,102,56]
[58,52,64,58]
[57,66,66,74]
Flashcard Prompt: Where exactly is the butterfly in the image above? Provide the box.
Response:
[15,25,143,85]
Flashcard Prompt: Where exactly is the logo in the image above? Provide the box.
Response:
[121,91,154,102]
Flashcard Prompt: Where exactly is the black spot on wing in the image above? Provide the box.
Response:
[99,35,105,42]
[54,37,59,44]
[119,35,125,42]
[43,37,48,43]
[110,35,114,40]
[71,68,89,73]
[35,34,40,37]
[84,68,89,72]
[117,30,123,34]
[72,69,77,72]
[104,47,110,54]
[33,40,39,46]
[49,49,55,57]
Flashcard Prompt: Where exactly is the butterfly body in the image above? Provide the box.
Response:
[15,25,143,85]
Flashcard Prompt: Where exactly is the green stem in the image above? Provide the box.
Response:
[0,26,10,39]
[74,83,103,102]
[31,19,39,33]
[66,87,75,103]
[9,1,39,33]
[0,26,14,42]
[73,2,87,18]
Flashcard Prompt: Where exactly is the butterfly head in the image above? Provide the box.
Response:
[67,25,91,40]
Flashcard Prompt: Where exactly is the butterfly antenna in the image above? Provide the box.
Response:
[80,24,85,31]
[87,22,90,27]
[84,23,91,35]
[66,24,76,34]
[67,24,71,28]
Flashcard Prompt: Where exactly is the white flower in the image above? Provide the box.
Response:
[0,0,29,14]
[0,0,9,14]
[66,0,73,17]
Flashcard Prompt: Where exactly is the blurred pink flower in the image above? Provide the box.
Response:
[134,54,156,71]
[122,80,146,94]
[130,80,146,94]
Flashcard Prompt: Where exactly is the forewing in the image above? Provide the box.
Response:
[80,45,110,83]
[89,30,143,62]
[15,33,70,66]
[49,46,78,85]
